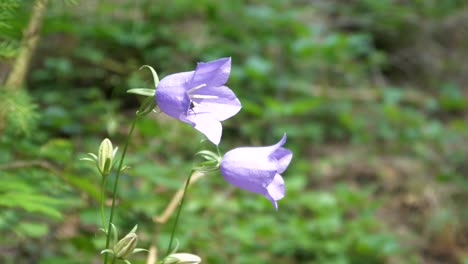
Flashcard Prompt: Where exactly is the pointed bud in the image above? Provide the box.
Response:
[163,253,202,264]
[114,232,138,259]
[98,138,114,175]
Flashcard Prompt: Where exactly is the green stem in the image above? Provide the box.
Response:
[166,170,195,256]
[103,116,139,264]
[100,176,107,229]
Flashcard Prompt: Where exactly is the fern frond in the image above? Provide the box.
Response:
[0,40,18,58]
[0,0,20,58]
[0,0,20,12]
[0,89,39,136]
[0,0,20,24]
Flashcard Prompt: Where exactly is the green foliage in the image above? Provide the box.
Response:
[1,89,40,136]
[328,0,468,89]
[177,182,401,264]
[0,167,76,243]
[0,0,22,58]
[0,41,17,58]
[1,1,467,263]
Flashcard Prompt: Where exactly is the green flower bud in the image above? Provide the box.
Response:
[163,253,202,264]
[114,232,138,259]
[98,138,115,175]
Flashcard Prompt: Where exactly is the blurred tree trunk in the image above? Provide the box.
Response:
[5,0,48,88]
[0,0,48,133]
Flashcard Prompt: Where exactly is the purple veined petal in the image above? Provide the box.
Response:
[220,161,277,197]
[222,147,279,172]
[155,58,242,146]
[155,71,193,119]
[186,112,222,145]
[157,71,194,88]
[190,85,242,121]
[189,57,231,88]
[271,147,293,174]
[265,174,285,210]
[262,133,287,156]
[220,134,291,210]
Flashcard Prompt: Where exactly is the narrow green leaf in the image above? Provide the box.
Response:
[0,193,63,219]
[127,88,156,97]
[87,153,98,160]
[100,249,114,255]
[132,248,149,254]
[129,224,138,233]
[139,65,159,87]
[80,157,95,162]
[111,223,118,245]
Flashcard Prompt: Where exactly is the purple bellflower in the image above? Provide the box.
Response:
[155,57,241,145]
[220,134,293,210]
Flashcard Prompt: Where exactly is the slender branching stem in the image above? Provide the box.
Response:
[103,116,139,264]
[153,171,205,224]
[165,170,198,256]
[147,171,205,264]
[100,176,108,229]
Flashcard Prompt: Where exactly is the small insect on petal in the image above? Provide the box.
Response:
[155,57,241,145]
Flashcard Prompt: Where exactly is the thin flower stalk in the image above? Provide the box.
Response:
[104,116,139,264]
[165,170,201,257]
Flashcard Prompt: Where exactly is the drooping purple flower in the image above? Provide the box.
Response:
[155,57,241,145]
[220,134,293,210]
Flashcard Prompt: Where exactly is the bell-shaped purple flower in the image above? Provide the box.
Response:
[155,57,242,145]
[220,134,293,210]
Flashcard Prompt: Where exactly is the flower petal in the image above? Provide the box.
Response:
[265,174,285,210]
[271,147,293,174]
[261,133,288,157]
[155,71,193,119]
[220,157,277,196]
[220,136,292,210]
[222,147,279,173]
[186,113,222,145]
[191,85,241,121]
[221,147,278,199]
[189,57,231,88]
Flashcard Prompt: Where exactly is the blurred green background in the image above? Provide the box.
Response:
[1,0,468,263]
